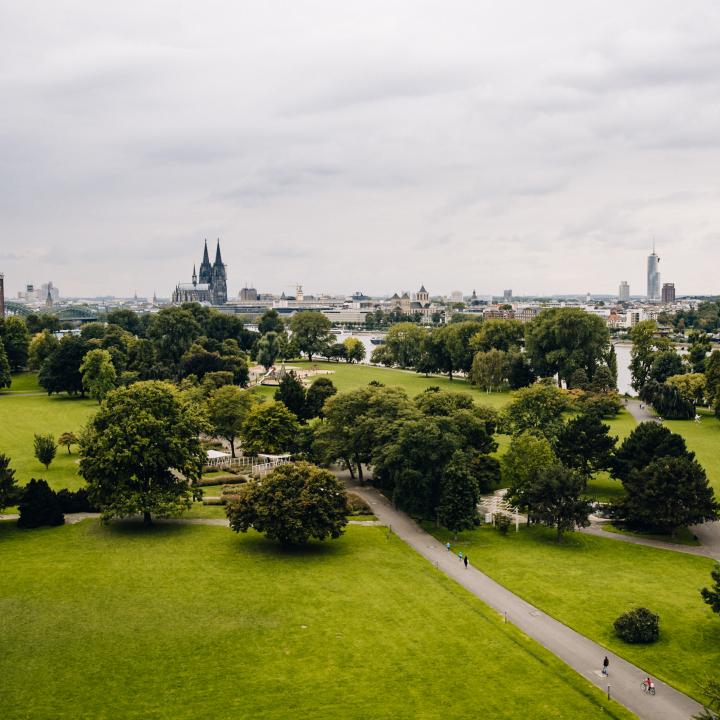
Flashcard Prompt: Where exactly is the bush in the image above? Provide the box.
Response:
[346,492,373,516]
[614,607,660,644]
[18,479,65,528]
[494,513,511,535]
[196,473,245,487]
[56,487,99,513]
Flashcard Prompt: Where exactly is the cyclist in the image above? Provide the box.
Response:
[643,677,655,694]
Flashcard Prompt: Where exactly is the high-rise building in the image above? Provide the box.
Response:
[503,289,513,302]
[646,246,661,301]
[0,273,5,318]
[618,281,630,301]
[661,282,676,304]
[450,290,463,304]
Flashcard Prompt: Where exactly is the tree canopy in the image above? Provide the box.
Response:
[289,311,332,362]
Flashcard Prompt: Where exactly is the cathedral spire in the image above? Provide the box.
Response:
[192,264,197,286]
[214,238,223,266]
[202,239,210,265]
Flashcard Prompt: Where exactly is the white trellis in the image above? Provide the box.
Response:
[478,489,523,531]
[205,454,291,477]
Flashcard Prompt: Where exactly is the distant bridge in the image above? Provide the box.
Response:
[3,302,99,323]
[4,301,32,317]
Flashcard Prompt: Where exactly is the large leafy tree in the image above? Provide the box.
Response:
[620,456,718,533]
[79,381,207,524]
[106,308,141,335]
[688,331,712,374]
[304,377,337,419]
[418,328,454,378]
[443,321,484,377]
[80,348,117,403]
[629,320,671,392]
[28,330,59,371]
[503,383,572,442]
[289,311,332,362]
[258,308,285,335]
[470,349,509,391]
[666,373,707,407]
[207,385,255,457]
[256,331,280,370]
[649,350,684,384]
[275,371,307,420]
[147,307,202,369]
[241,401,300,455]
[555,413,616,477]
[705,350,720,407]
[469,319,524,352]
[38,335,90,395]
[437,450,481,536]
[507,351,536,389]
[502,432,557,509]
[0,316,31,370]
[226,461,349,545]
[525,308,610,388]
[343,336,366,363]
[384,322,426,369]
[414,387,474,417]
[521,465,592,543]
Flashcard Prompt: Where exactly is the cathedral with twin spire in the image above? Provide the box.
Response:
[172,239,227,305]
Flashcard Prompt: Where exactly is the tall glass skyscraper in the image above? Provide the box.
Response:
[646,247,661,301]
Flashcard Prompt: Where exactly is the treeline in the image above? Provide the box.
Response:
[369,308,617,394]
[630,320,720,419]
[660,298,720,333]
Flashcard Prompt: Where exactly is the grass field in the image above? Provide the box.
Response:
[428,524,719,702]
[0,372,43,394]
[0,521,633,720]
[664,408,720,495]
[0,387,96,491]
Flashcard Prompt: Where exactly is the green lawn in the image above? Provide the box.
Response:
[0,520,634,720]
[284,361,513,408]
[0,389,97,490]
[664,408,720,495]
[0,372,43,394]
[427,524,719,702]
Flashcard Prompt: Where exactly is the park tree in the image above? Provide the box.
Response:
[503,383,572,442]
[705,350,720,406]
[147,307,202,369]
[629,320,672,392]
[207,385,255,457]
[0,454,19,511]
[418,329,454,377]
[25,313,60,335]
[28,330,59,371]
[521,465,592,542]
[79,381,207,524]
[275,371,307,420]
[589,365,616,393]
[106,308,141,335]
[688,331,712,373]
[649,349,684,384]
[701,565,720,615]
[258,308,285,335]
[33,433,56,469]
[1,316,31,370]
[666,373,707,407]
[241,401,301,455]
[0,340,10,389]
[343,336,366,363]
[612,422,690,481]
[80,348,117,403]
[38,335,90,395]
[443,321,485,377]
[641,380,696,420]
[438,450,480,537]
[304,377,337,419]
[469,319,524,352]
[414,387,474,416]
[289,311,332,362]
[470,349,509,391]
[502,433,557,510]
[525,308,610,388]
[126,337,157,380]
[384,322,427,369]
[315,386,416,482]
[506,351,536,389]
[79,322,107,341]
[620,456,718,533]
[555,413,616,477]
[256,331,280,370]
[58,431,79,454]
[568,368,589,390]
[226,461,349,545]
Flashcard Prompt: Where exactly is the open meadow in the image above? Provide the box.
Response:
[428,524,720,703]
[0,520,634,720]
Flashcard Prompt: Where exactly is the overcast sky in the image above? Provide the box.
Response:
[2,1,720,299]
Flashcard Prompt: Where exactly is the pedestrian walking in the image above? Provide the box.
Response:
[458,551,463,562]
[602,656,609,676]
[464,555,468,569]
[446,542,451,552]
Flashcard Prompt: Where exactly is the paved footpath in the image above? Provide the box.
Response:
[348,479,704,720]
[625,398,661,424]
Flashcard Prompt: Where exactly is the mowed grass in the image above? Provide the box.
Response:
[0,521,634,720]
[428,524,719,702]
[0,388,96,490]
[0,372,43,394]
[664,408,720,495]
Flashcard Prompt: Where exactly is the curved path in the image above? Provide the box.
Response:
[625,398,660,424]
[347,478,703,720]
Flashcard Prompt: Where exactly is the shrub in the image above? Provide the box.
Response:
[196,474,245,487]
[56,487,99,513]
[18,479,65,528]
[33,434,57,470]
[494,513,511,535]
[346,492,373,516]
[614,607,660,644]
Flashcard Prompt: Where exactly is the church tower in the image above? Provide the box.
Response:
[198,239,212,285]
[211,239,227,305]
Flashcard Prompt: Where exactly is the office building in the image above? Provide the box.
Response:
[647,247,661,301]
[618,281,630,302]
[661,282,676,304]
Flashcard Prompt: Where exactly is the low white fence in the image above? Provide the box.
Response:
[205,454,291,477]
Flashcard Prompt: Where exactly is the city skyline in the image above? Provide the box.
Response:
[3,2,720,298]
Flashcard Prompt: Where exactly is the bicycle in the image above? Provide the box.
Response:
[641,682,656,696]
